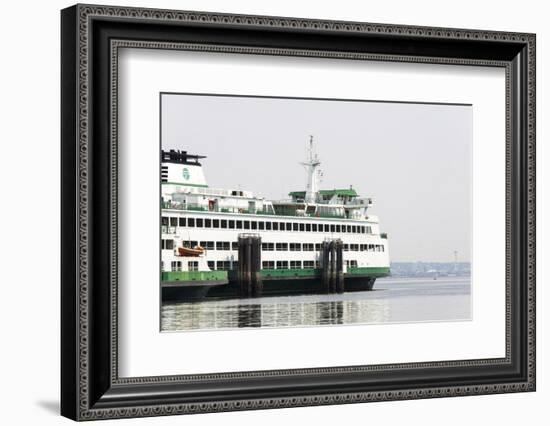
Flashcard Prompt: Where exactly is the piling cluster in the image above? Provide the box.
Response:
[237,235,263,297]
[321,239,345,293]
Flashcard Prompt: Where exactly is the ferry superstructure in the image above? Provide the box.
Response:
[160,138,390,299]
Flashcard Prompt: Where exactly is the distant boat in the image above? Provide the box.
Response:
[427,269,438,280]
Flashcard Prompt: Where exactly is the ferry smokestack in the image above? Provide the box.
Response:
[160,149,208,187]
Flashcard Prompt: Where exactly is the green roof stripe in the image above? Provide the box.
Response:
[162,182,209,188]
[289,188,358,198]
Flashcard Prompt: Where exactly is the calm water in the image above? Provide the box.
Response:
[161,276,471,332]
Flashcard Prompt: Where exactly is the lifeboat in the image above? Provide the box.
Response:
[177,245,205,257]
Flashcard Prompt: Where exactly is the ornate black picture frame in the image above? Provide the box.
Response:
[61,3,536,421]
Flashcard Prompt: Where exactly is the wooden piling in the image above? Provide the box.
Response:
[246,236,253,296]
[251,236,263,297]
[237,234,262,297]
[329,241,336,293]
[320,239,345,294]
[337,239,345,293]
[336,239,344,293]
[321,241,330,293]
[237,237,244,295]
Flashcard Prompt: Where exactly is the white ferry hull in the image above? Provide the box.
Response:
[161,209,390,301]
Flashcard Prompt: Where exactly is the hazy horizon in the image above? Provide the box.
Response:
[161,93,472,263]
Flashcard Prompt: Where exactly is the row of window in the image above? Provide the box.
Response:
[262,260,358,270]
[207,261,231,271]
[162,216,373,234]
[162,239,385,252]
[261,260,314,269]
[165,260,360,272]
[263,242,385,252]
[169,261,198,272]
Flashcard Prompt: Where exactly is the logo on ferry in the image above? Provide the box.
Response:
[182,168,190,180]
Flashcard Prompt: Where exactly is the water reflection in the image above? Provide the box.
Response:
[161,297,391,331]
[160,277,471,332]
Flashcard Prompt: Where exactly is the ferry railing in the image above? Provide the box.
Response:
[162,202,358,219]
[186,205,207,212]
[161,202,207,211]
[162,201,280,216]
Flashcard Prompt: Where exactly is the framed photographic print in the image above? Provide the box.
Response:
[61,4,536,421]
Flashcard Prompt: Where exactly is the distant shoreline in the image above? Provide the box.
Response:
[389,262,471,279]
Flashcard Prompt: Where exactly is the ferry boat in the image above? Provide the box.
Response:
[161,138,390,300]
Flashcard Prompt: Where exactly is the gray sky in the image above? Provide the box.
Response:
[161,93,472,263]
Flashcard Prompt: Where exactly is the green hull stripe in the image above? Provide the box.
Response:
[260,267,390,278]
[162,271,227,281]
[261,268,319,278]
[347,266,391,277]
[162,267,390,282]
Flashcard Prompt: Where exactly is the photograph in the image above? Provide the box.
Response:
[58,3,536,420]
[159,93,472,332]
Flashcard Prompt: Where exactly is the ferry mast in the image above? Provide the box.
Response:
[300,135,321,204]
